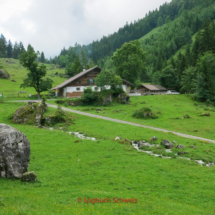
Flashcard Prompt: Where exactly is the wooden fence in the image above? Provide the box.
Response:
[0,91,27,98]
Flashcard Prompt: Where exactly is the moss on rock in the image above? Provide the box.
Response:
[13,102,47,126]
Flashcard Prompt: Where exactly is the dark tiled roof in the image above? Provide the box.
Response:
[51,66,102,90]
[139,84,167,91]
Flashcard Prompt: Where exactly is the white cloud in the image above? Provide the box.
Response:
[0,0,171,58]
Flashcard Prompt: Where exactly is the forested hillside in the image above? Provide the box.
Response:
[55,0,215,79]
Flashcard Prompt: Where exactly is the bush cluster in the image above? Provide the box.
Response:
[81,87,99,105]
[132,107,158,119]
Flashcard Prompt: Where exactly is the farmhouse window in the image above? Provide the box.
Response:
[77,81,81,84]
[76,87,80,91]
[87,79,94,84]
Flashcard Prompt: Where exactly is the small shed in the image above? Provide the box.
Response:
[137,84,167,95]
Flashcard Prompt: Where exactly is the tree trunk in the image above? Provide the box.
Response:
[37,92,41,100]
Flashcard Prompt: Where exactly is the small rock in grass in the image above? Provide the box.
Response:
[201,113,210,116]
[151,136,157,141]
[165,143,174,149]
[172,140,177,144]
[74,140,82,143]
[161,140,171,146]
[133,140,139,144]
[178,151,188,155]
[21,171,37,182]
[96,108,102,111]
[189,145,197,149]
[176,144,185,149]
[115,137,120,141]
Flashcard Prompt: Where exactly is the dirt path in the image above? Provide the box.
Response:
[46,103,215,144]
[9,100,215,143]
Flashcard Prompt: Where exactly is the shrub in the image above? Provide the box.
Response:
[132,107,158,119]
[55,99,65,104]
[54,106,66,122]
[81,87,99,105]
[112,86,124,98]
[64,102,69,107]
[7,113,15,120]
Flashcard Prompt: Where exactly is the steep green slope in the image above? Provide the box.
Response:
[98,0,215,84]
[90,0,215,63]
[0,58,66,97]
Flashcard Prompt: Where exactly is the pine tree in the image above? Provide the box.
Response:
[157,17,163,27]
[165,16,171,24]
[79,49,88,69]
[0,34,7,58]
[12,42,19,59]
[7,40,13,58]
[40,52,45,63]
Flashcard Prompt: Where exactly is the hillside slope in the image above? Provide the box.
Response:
[0,58,66,97]
[99,1,215,84]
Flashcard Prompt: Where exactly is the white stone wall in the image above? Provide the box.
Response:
[65,85,128,93]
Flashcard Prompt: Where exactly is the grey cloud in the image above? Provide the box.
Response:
[0,0,171,58]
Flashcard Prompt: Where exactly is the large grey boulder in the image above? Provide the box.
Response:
[0,124,30,179]
[0,69,10,79]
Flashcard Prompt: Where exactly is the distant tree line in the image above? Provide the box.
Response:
[0,34,47,64]
[0,34,25,59]
[50,44,95,77]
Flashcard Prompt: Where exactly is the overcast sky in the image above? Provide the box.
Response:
[0,0,171,58]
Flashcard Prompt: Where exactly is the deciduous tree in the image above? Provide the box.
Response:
[19,46,53,99]
[112,40,145,84]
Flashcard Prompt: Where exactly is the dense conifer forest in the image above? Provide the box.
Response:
[2,0,215,100]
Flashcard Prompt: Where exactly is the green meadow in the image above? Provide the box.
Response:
[0,58,65,97]
[1,101,215,214]
[51,94,215,140]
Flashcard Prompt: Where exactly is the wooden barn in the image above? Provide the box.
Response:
[137,84,167,95]
[51,66,133,97]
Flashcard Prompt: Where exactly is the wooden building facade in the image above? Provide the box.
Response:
[137,84,167,95]
[52,66,133,97]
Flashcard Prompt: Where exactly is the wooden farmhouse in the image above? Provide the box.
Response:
[137,84,167,95]
[51,66,133,97]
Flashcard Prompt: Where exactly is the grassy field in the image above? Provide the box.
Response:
[0,58,65,97]
[1,101,215,214]
[49,94,215,141]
